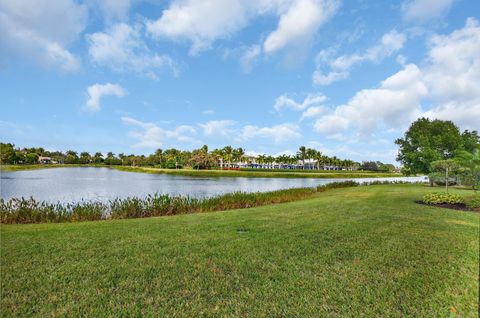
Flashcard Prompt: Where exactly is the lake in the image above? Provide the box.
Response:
[1,167,427,203]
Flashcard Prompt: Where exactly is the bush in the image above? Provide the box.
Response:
[422,192,464,205]
[464,194,480,211]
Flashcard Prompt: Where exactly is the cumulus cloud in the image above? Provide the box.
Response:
[240,124,301,144]
[87,23,177,78]
[422,17,480,129]
[240,45,262,72]
[122,117,198,148]
[401,0,454,24]
[313,30,406,85]
[313,18,480,138]
[146,0,338,56]
[85,83,126,112]
[315,64,426,136]
[263,0,339,54]
[0,0,87,71]
[89,0,132,23]
[274,93,326,112]
[197,119,301,144]
[199,120,237,137]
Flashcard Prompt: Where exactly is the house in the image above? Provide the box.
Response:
[38,156,54,164]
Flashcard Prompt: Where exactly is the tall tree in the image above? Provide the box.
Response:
[297,146,307,170]
[395,118,464,175]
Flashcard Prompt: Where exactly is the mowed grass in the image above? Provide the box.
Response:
[1,184,478,317]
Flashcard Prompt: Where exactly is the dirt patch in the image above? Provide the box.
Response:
[415,201,477,212]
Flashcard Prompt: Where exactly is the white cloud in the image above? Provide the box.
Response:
[314,64,427,137]
[87,23,177,78]
[313,30,406,86]
[89,0,132,23]
[422,17,480,129]
[0,0,87,71]
[300,106,326,120]
[240,45,262,72]
[240,124,301,144]
[313,18,480,138]
[274,93,326,112]
[85,83,126,112]
[402,0,454,24]
[146,0,338,56]
[199,120,237,137]
[146,0,251,55]
[263,0,339,54]
[122,117,198,148]
[202,109,216,115]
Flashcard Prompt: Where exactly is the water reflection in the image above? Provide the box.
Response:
[1,167,426,203]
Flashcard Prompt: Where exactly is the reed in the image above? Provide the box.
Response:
[1,181,419,224]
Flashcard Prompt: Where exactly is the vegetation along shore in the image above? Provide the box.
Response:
[1,184,478,316]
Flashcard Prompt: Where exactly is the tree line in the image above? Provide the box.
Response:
[0,143,396,172]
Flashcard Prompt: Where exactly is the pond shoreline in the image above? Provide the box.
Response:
[1,181,426,224]
[1,164,402,179]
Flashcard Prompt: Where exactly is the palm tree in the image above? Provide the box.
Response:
[313,150,323,170]
[297,146,307,170]
[222,146,233,168]
[211,148,224,168]
[257,154,267,168]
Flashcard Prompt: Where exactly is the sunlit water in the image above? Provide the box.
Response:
[1,167,427,203]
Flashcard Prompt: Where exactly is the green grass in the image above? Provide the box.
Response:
[0,164,103,171]
[1,184,478,317]
[113,165,401,178]
[0,164,401,178]
[1,181,360,224]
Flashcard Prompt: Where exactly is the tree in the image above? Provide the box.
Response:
[297,146,307,170]
[395,118,465,175]
[93,152,104,164]
[65,150,79,164]
[430,159,459,193]
[461,130,480,153]
[454,147,480,191]
[79,152,91,164]
[361,161,379,171]
[190,146,214,169]
[0,143,16,164]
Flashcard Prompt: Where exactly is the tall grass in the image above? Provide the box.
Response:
[1,181,418,224]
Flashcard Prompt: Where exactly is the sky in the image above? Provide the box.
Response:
[1,0,479,164]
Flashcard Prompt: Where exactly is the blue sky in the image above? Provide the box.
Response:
[1,0,479,163]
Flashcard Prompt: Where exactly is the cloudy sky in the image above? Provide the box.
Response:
[1,0,479,163]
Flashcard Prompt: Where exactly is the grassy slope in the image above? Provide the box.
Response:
[1,184,478,317]
[0,164,400,178]
[112,166,401,179]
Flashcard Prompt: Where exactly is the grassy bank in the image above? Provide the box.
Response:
[113,165,401,178]
[0,164,102,171]
[1,181,361,224]
[1,184,478,316]
[0,164,401,178]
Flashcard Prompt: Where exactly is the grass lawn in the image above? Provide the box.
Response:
[1,184,478,317]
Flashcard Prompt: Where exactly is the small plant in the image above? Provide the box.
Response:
[422,192,464,205]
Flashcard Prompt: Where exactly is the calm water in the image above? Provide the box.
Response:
[1,167,427,203]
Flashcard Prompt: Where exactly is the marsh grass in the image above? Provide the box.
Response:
[1,181,376,224]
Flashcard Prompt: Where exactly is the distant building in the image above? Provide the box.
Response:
[38,156,57,164]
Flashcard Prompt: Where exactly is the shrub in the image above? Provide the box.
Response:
[422,192,464,205]
[464,194,480,211]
